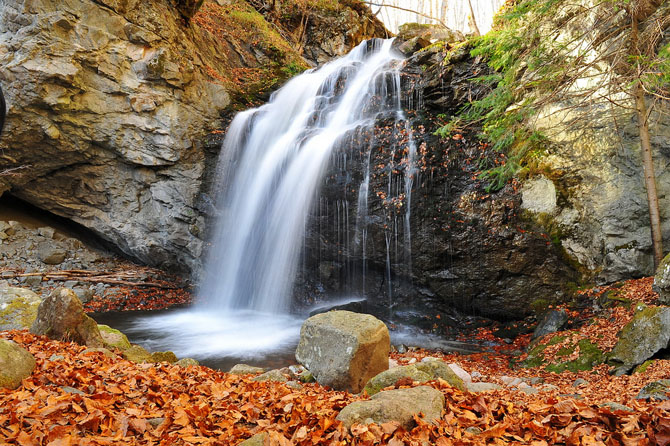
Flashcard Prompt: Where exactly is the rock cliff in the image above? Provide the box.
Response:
[0,0,385,273]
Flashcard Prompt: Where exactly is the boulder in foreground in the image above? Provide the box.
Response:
[31,288,104,347]
[0,339,36,389]
[295,311,389,393]
[337,386,445,429]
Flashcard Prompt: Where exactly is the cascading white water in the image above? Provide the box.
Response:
[130,39,414,361]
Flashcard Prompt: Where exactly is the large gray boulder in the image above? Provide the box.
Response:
[364,359,465,396]
[31,287,104,348]
[0,283,41,330]
[654,253,670,304]
[532,309,569,340]
[607,305,670,374]
[0,339,36,389]
[295,311,390,393]
[336,386,445,429]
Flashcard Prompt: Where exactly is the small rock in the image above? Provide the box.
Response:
[573,378,589,387]
[98,324,132,351]
[471,371,482,380]
[637,380,670,400]
[286,381,303,390]
[24,275,42,288]
[599,402,633,412]
[49,354,65,361]
[229,364,265,375]
[395,344,408,354]
[38,242,67,265]
[447,363,472,383]
[364,360,465,396]
[122,344,153,363]
[176,358,199,367]
[37,227,56,239]
[63,280,79,288]
[151,351,178,363]
[500,376,523,387]
[519,386,539,395]
[540,384,559,392]
[252,369,288,383]
[61,386,85,395]
[466,382,501,393]
[337,386,445,430]
[0,339,36,389]
[465,427,482,435]
[148,418,165,428]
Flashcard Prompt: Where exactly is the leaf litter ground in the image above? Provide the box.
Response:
[2,278,670,445]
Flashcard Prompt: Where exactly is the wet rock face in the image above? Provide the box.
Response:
[0,0,231,273]
[298,45,576,320]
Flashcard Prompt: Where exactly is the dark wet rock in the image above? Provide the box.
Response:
[336,386,444,429]
[0,339,36,389]
[295,311,389,393]
[533,309,569,340]
[31,288,104,347]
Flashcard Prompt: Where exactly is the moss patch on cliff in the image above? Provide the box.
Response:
[192,1,308,107]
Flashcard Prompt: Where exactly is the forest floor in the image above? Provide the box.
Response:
[2,278,670,445]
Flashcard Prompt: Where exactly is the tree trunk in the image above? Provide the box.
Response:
[631,8,664,268]
[467,0,480,36]
[635,81,664,268]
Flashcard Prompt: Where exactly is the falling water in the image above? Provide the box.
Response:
[130,39,416,362]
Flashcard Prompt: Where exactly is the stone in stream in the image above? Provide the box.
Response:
[336,386,445,429]
[229,364,265,375]
[31,288,104,347]
[295,311,389,393]
[0,339,36,389]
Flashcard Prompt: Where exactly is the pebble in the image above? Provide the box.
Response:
[573,378,589,387]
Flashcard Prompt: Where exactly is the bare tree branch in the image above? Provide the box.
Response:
[361,1,448,28]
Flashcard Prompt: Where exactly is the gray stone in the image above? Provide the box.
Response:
[599,402,633,412]
[447,363,472,383]
[533,309,569,340]
[24,275,42,288]
[61,386,85,395]
[176,358,199,367]
[573,378,589,387]
[229,364,265,375]
[238,433,267,446]
[38,242,67,265]
[607,306,670,374]
[295,311,390,393]
[0,339,36,389]
[654,253,670,304]
[521,176,557,214]
[31,288,104,347]
[466,382,502,392]
[637,380,670,400]
[37,227,55,239]
[252,369,288,383]
[336,386,445,430]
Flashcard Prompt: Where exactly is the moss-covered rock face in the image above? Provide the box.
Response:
[0,339,36,390]
[122,345,153,364]
[151,351,179,363]
[607,306,670,374]
[0,285,41,331]
[98,325,132,351]
[397,23,464,44]
[653,253,670,304]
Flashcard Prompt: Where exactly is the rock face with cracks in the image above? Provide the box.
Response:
[295,311,390,393]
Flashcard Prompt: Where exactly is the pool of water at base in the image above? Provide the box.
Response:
[92,306,488,373]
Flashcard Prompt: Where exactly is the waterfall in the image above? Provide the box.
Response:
[131,39,417,362]
[199,39,406,314]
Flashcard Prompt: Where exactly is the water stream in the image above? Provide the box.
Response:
[124,39,430,366]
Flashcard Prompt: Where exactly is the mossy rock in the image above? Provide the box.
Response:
[544,339,603,373]
[97,324,132,351]
[122,344,152,363]
[176,358,199,367]
[520,343,548,368]
[633,360,655,374]
[252,369,288,383]
[238,433,267,446]
[607,305,670,374]
[151,351,178,364]
[0,286,41,330]
[0,339,36,389]
[364,360,465,396]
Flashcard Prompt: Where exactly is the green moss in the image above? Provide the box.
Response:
[530,298,550,314]
[98,324,132,351]
[633,360,654,374]
[545,339,603,373]
[0,297,39,330]
[547,335,567,345]
[556,345,574,357]
[520,343,547,368]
